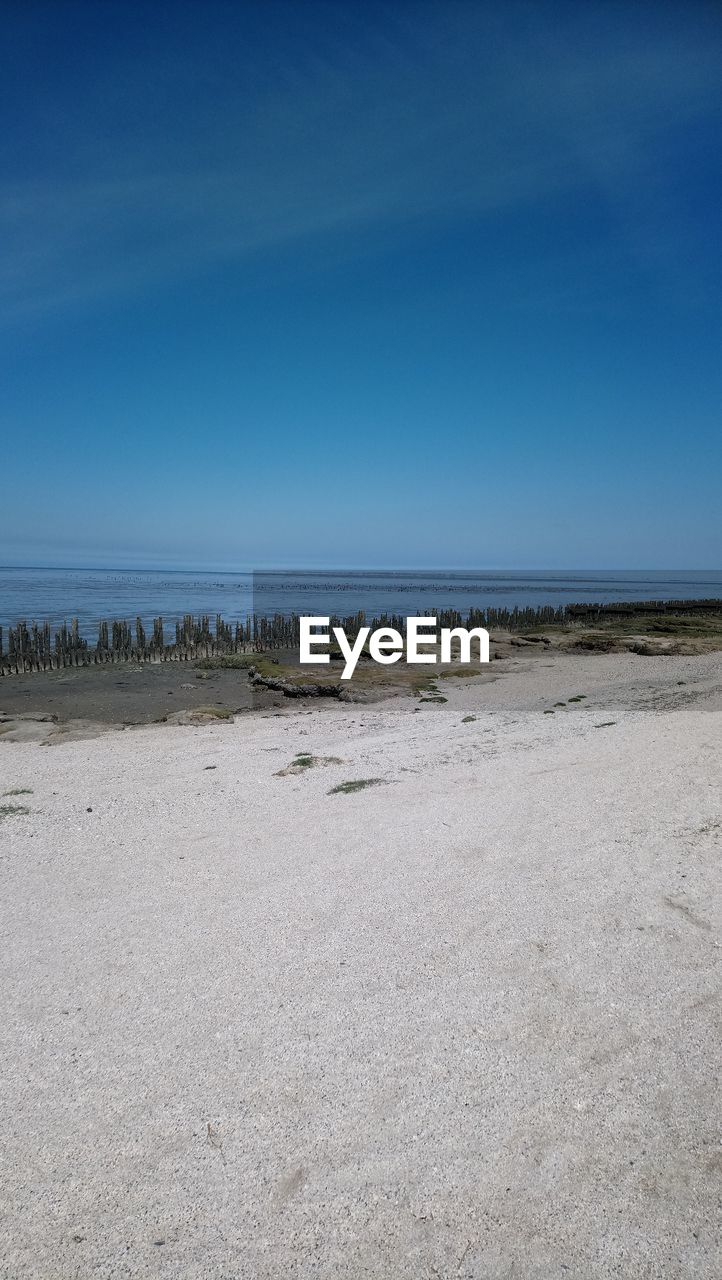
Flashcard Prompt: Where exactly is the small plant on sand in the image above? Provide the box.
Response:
[568,695,586,702]
[461,715,476,723]
[275,754,343,776]
[412,677,437,696]
[554,702,566,707]
[328,778,385,795]
[0,803,30,819]
[594,721,617,728]
[544,709,554,714]
[2,788,33,796]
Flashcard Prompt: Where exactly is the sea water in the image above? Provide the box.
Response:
[1,567,720,641]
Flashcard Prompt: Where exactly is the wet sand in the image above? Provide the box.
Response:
[0,660,283,725]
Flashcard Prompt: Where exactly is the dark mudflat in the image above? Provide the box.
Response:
[0,662,284,724]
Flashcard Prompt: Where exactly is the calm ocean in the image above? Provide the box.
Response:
[1,568,721,640]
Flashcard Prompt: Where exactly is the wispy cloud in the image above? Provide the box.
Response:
[2,2,721,321]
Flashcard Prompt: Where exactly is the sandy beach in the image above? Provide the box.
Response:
[1,650,720,1278]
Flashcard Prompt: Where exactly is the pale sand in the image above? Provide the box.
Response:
[1,651,720,1279]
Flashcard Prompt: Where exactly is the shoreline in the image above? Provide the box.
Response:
[3,596,721,678]
[2,644,720,741]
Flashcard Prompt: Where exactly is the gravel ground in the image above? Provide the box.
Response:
[1,651,720,1279]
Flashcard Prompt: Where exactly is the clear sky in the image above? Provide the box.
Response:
[2,0,721,570]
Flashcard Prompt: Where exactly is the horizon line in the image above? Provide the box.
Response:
[2,565,721,576]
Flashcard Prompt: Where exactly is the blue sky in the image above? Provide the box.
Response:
[2,0,721,569]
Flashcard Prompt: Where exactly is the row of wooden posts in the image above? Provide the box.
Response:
[1,599,720,676]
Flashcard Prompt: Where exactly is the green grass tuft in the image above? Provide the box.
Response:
[276,754,343,776]
[0,803,30,819]
[411,677,438,695]
[328,778,385,795]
